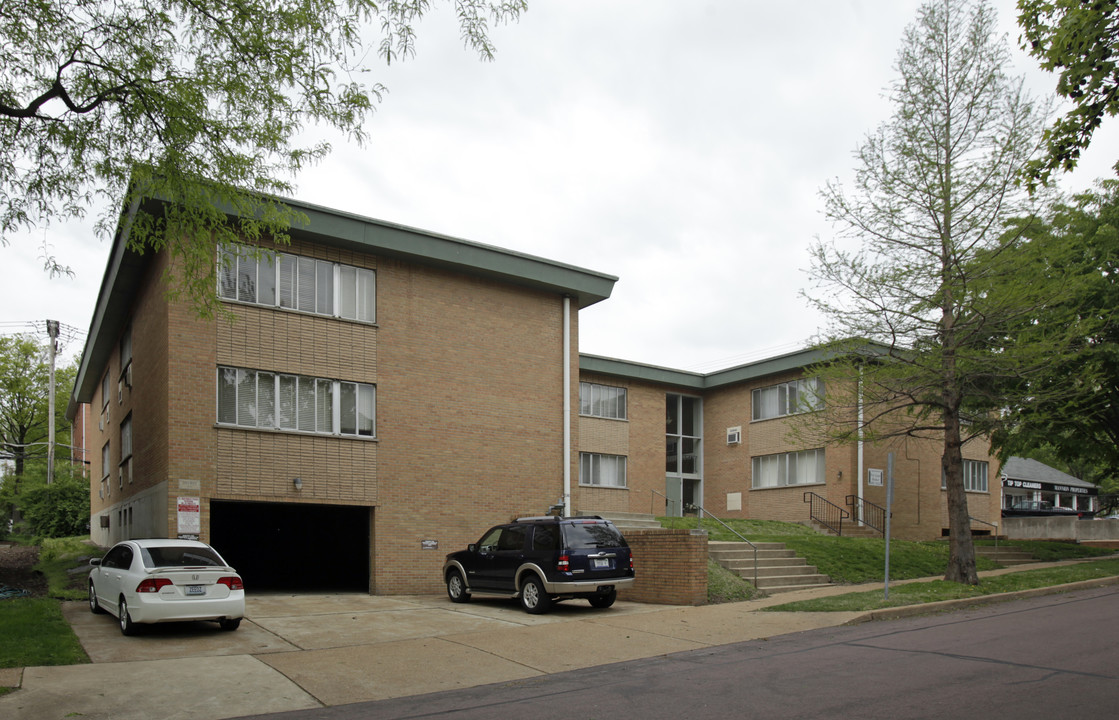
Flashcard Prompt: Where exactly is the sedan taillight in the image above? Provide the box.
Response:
[136,578,173,593]
[218,576,244,591]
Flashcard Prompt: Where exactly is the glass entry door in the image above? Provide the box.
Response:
[665,477,683,517]
[665,393,702,518]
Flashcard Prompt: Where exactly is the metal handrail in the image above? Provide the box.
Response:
[845,495,887,535]
[803,491,850,536]
[969,516,999,552]
[648,490,759,589]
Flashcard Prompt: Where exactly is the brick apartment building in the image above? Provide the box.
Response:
[68,196,1002,595]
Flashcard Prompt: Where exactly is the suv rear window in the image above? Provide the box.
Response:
[562,522,628,549]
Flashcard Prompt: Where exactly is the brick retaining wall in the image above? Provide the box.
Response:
[618,528,708,606]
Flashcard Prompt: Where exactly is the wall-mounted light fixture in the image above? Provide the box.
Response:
[837,470,844,481]
[293,477,303,491]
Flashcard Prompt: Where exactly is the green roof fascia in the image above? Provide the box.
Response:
[67,196,147,419]
[67,195,617,418]
[579,346,847,391]
[579,354,706,389]
[283,198,617,311]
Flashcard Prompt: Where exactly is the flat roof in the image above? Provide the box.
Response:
[67,196,618,417]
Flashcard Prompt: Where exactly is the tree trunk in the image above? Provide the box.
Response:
[943,411,978,584]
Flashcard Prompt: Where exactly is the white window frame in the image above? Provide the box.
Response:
[579,452,628,488]
[941,461,990,493]
[120,414,133,485]
[218,248,376,323]
[119,322,132,378]
[579,382,627,420]
[752,377,824,421]
[217,366,375,438]
[751,448,826,489]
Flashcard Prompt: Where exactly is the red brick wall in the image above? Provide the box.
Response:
[618,528,708,606]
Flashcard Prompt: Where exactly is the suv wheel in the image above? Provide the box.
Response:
[519,575,552,614]
[446,569,471,603]
[588,588,617,609]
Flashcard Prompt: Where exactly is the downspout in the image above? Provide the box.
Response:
[563,295,572,517]
[857,366,864,526]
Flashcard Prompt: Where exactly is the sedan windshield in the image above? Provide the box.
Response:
[141,546,226,568]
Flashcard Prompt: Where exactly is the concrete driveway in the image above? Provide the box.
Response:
[2,590,863,720]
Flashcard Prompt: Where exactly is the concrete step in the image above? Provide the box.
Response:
[707,553,796,564]
[708,541,790,552]
[715,555,807,568]
[754,573,833,590]
[751,564,822,578]
[809,520,882,538]
[579,511,664,530]
[709,540,833,593]
[762,582,836,594]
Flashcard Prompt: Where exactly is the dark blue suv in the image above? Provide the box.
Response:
[442,516,635,614]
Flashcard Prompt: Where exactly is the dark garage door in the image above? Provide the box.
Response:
[210,501,370,592]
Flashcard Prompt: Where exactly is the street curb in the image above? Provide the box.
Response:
[844,575,1119,624]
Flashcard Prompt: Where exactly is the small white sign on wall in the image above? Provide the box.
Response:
[868,468,884,487]
[727,492,742,512]
[177,496,200,535]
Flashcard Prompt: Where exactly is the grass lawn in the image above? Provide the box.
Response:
[0,536,95,673]
[0,598,88,669]
[764,558,1119,612]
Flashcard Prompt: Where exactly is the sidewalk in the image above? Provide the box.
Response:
[3,563,1117,720]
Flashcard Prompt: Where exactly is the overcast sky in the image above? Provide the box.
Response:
[3,0,1117,372]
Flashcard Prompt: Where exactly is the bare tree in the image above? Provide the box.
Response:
[805,0,1052,584]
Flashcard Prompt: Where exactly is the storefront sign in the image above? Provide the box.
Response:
[1003,478,1095,495]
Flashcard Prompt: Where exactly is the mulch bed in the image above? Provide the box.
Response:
[0,543,49,599]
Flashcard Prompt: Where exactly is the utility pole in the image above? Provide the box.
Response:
[46,319,59,485]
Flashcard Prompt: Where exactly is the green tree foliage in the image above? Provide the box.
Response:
[0,334,79,533]
[989,180,1119,492]
[1018,0,1119,188]
[1,0,525,310]
[0,335,52,477]
[0,465,89,538]
[806,0,1054,584]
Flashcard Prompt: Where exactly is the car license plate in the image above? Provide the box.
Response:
[185,585,206,596]
[593,558,610,569]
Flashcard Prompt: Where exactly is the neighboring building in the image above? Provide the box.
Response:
[1001,457,1098,514]
[68,196,1004,595]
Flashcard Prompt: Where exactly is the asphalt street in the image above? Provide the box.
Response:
[240,585,1119,720]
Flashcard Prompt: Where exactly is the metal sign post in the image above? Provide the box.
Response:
[884,452,894,601]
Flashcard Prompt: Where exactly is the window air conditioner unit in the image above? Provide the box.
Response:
[727,426,742,445]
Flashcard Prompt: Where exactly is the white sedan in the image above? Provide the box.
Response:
[88,538,245,635]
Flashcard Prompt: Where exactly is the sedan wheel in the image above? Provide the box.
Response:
[118,597,139,636]
[446,569,470,603]
[88,582,104,614]
[519,576,552,615]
